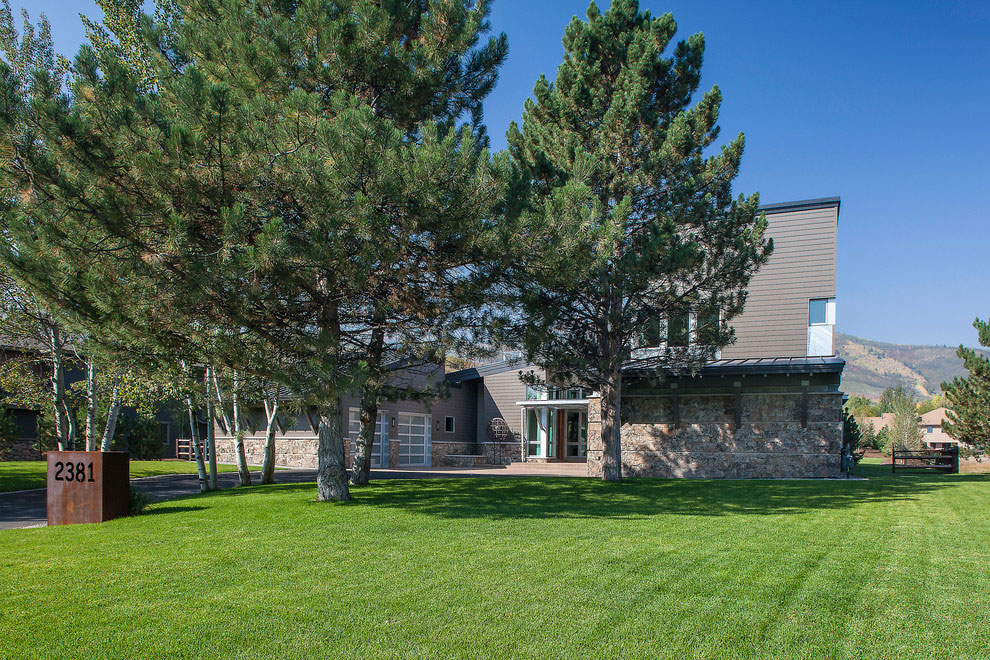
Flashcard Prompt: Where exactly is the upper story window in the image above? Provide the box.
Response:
[807,298,836,356]
[637,307,721,353]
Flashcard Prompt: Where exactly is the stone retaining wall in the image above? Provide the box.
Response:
[587,390,843,479]
[1,438,41,461]
[214,435,482,469]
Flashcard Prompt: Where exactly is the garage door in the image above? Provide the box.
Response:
[398,412,431,466]
[347,409,388,468]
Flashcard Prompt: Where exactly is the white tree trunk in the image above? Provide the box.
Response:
[181,364,208,492]
[231,369,251,486]
[100,376,122,452]
[204,367,218,491]
[261,394,279,484]
[48,325,67,451]
[85,358,98,451]
[317,396,350,501]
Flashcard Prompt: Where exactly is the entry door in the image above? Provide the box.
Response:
[348,409,388,468]
[564,411,588,460]
[398,412,431,466]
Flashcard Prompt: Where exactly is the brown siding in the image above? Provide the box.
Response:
[721,203,838,359]
[478,366,543,442]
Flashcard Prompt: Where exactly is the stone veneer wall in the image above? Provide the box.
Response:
[2,438,42,461]
[587,390,843,479]
[214,434,480,469]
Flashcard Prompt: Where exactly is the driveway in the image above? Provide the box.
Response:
[0,462,587,530]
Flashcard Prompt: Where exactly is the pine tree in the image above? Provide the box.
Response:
[504,1,770,480]
[942,318,990,452]
[0,0,507,500]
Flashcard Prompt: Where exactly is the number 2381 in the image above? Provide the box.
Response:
[53,461,94,483]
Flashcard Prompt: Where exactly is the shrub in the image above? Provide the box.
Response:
[114,413,163,460]
[0,407,19,458]
[128,485,152,515]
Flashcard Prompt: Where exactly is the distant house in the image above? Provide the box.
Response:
[860,407,959,450]
[217,196,848,478]
[918,407,957,449]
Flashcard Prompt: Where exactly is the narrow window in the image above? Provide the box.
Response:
[809,299,828,325]
[444,416,455,433]
[696,306,721,347]
[668,312,690,347]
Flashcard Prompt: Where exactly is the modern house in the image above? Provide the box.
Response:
[217,197,846,478]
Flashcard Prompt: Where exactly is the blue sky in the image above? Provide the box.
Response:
[16,0,990,347]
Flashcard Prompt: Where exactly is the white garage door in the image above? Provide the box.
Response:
[398,412,431,466]
[348,409,388,468]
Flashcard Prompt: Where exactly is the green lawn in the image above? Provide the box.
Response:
[1,460,988,659]
[0,460,241,492]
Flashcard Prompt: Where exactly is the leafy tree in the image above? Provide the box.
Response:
[942,318,990,452]
[0,0,507,502]
[857,419,879,451]
[916,394,947,416]
[845,395,880,418]
[878,385,915,414]
[504,1,770,480]
[888,400,923,451]
[0,406,18,457]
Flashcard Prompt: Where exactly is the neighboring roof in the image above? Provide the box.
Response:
[860,413,896,433]
[758,197,841,214]
[623,355,845,377]
[445,358,531,384]
[919,407,951,426]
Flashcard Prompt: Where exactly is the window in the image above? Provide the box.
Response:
[696,306,721,347]
[526,409,540,456]
[444,416,455,433]
[668,312,690,347]
[809,299,828,325]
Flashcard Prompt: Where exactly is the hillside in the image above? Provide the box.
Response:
[835,332,987,399]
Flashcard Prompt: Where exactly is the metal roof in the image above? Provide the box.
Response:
[444,358,531,384]
[623,355,845,377]
[758,196,840,214]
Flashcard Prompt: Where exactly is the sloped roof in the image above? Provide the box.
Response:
[919,407,951,426]
[445,358,531,384]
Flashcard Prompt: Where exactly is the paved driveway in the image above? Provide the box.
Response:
[0,462,587,530]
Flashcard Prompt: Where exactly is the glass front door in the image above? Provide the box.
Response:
[564,411,587,460]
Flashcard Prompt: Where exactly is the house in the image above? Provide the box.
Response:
[0,341,186,461]
[918,407,957,449]
[216,196,846,478]
[858,407,959,450]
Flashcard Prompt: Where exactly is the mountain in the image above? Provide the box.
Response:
[835,333,988,399]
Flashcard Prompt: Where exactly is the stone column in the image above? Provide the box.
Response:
[586,394,603,477]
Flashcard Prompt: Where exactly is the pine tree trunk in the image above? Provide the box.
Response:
[598,372,623,482]
[261,395,279,485]
[317,396,350,502]
[350,385,380,486]
[100,377,122,452]
[231,369,252,486]
[85,358,98,451]
[185,394,208,492]
[351,315,385,486]
[204,368,218,491]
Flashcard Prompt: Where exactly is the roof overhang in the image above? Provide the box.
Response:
[623,356,845,378]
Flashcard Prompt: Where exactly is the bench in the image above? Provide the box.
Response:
[892,446,959,474]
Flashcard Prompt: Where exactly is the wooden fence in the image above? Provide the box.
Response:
[891,446,959,474]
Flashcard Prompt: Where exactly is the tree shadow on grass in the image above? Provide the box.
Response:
[163,469,990,521]
[141,505,207,517]
[347,471,990,520]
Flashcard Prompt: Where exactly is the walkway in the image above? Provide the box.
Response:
[0,462,588,531]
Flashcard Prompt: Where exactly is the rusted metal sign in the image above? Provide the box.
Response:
[47,451,130,526]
